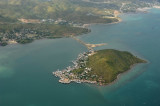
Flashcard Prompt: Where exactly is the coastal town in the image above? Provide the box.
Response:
[53,48,97,84]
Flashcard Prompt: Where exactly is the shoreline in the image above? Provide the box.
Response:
[85,17,122,27]
[106,63,142,87]
[87,63,140,87]
[53,50,97,84]
[107,60,149,87]
[136,5,160,13]
[153,5,160,9]
[80,10,122,27]
[108,17,122,25]
[88,54,149,87]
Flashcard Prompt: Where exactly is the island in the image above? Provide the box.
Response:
[53,49,146,85]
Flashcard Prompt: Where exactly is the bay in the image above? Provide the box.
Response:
[0,8,160,106]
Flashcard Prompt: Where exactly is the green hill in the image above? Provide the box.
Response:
[0,15,16,23]
[72,49,146,85]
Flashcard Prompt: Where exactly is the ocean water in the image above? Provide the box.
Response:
[0,9,160,106]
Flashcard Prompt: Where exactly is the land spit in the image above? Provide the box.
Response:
[70,35,107,50]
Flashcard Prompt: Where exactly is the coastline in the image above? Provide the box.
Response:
[108,17,122,25]
[106,63,143,87]
[83,10,122,27]
[90,53,149,87]
[136,5,160,13]
[88,63,141,87]
[108,59,149,87]
[86,16,122,27]
[153,5,160,9]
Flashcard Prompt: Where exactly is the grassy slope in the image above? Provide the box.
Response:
[0,24,89,37]
[86,49,146,84]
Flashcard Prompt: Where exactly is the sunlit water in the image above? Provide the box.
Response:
[0,9,160,106]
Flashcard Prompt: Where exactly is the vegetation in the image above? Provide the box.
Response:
[16,38,34,44]
[0,41,7,46]
[72,49,146,85]
[0,23,90,46]
[0,0,119,24]
[0,0,159,46]
[0,0,120,46]
[71,0,160,13]
[0,15,16,23]
[0,0,158,24]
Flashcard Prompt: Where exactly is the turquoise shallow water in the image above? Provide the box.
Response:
[0,9,160,106]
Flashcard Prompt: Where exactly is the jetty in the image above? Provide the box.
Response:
[70,35,107,50]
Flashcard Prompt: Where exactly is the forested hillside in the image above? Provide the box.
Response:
[0,0,158,23]
[0,0,159,46]
[0,0,118,23]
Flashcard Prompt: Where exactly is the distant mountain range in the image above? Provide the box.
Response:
[0,0,159,46]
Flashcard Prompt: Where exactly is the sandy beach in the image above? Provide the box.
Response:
[153,5,160,9]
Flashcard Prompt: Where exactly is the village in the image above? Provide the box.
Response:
[53,49,97,84]
[18,18,88,28]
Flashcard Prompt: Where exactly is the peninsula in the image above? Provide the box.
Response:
[53,49,146,85]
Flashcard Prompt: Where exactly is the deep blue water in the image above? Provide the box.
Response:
[0,9,160,106]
